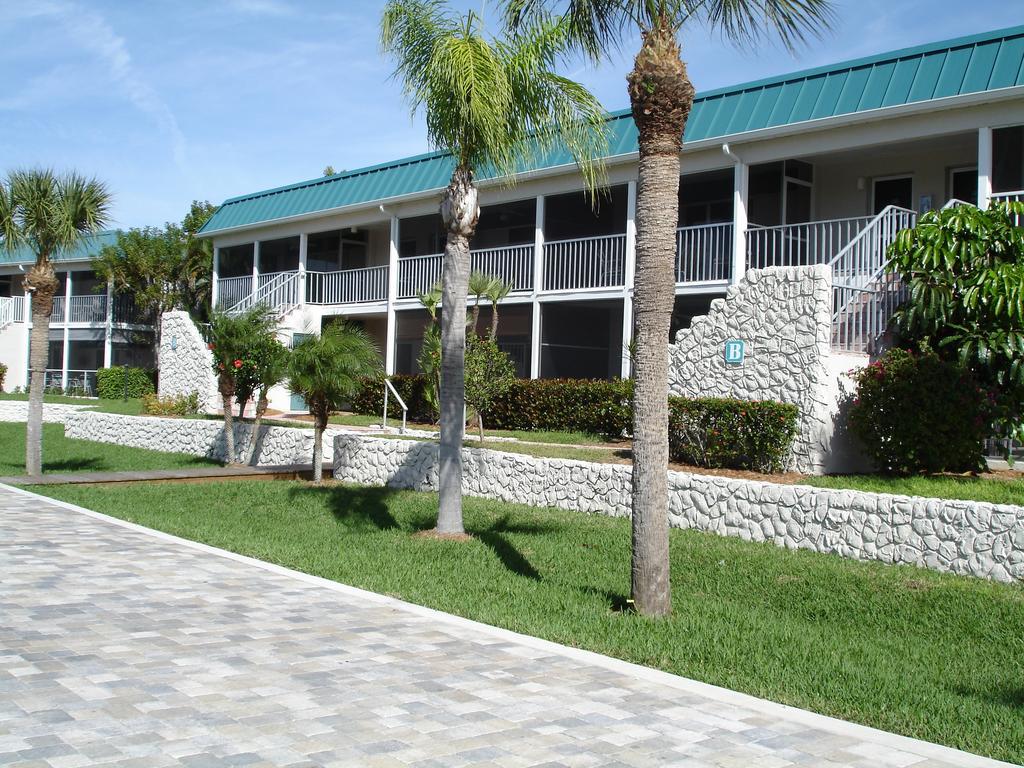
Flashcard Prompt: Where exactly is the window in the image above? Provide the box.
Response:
[872,176,913,214]
[992,125,1024,193]
[949,167,978,206]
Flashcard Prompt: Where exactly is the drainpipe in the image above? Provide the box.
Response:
[722,143,749,285]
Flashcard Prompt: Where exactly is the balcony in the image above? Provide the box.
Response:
[397,243,535,300]
[676,223,732,284]
[543,234,626,291]
[308,266,388,304]
[51,295,107,324]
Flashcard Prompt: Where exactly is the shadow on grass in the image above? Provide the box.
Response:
[954,684,1024,710]
[289,483,402,531]
[42,458,104,474]
[579,585,632,613]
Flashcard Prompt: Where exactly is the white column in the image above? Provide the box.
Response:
[251,241,260,299]
[978,126,993,209]
[621,181,637,378]
[24,289,31,389]
[385,216,400,375]
[732,161,750,283]
[103,278,113,368]
[530,196,545,379]
[61,270,71,389]
[297,233,308,309]
[211,246,220,309]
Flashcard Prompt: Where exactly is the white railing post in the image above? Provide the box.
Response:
[978,126,993,210]
[531,196,544,379]
[103,279,113,368]
[211,246,220,309]
[621,181,637,378]
[385,216,399,375]
[298,233,308,309]
[251,241,260,303]
[61,270,72,391]
[732,160,749,283]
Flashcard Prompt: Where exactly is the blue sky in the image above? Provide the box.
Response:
[0,1,1018,229]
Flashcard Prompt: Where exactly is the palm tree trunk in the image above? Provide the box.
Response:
[24,261,58,476]
[220,374,236,463]
[312,412,326,484]
[490,302,499,338]
[246,389,269,464]
[626,19,695,617]
[436,167,479,535]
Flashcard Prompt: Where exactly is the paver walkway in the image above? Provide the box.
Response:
[0,486,1011,768]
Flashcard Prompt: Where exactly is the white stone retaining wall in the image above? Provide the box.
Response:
[668,265,859,475]
[65,411,345,466]
[334,435,1024,583]
[158,311,220,412]
[0,402,91,423]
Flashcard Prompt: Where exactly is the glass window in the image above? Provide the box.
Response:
[993,125,1024,193]
[950,168,978,205]
[678,169,733,227]
[472,199,536,249]
[544,186,627,241]
[258,236,299,273]
[219,243,254,278]
[873,176,913,213]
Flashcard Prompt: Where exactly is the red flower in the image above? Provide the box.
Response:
[207,342,214,350]
[233,359,243,369]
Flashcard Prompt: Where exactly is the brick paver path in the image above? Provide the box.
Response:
[0,486,1010,768]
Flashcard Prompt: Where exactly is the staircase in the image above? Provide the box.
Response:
[0,296,24,332]
[225,270,300,317]
[827,205,916,354]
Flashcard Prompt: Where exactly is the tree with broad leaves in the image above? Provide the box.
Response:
[0,169,112,476]
[381,0,608,536]
[504,0,834,615]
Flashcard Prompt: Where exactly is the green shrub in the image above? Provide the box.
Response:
[0,362,7,392]
[482,378,634,438]
[96,366,155,399]
[141,391,200,417]
[848,347,990,474]
[668,397,798,473]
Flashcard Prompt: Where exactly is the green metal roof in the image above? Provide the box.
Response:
[0,230,119,267]
[201,23,1024,236]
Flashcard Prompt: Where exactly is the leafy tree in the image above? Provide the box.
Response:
[235,333,291,464]
[381,0,607,536]
[207,306,276,463]
[288,323,382,482]
[93,200,217,364]
[464,334,516,440]
[888,201,1024,452]
[323,165,338,176]
[0,169,112,476]
[505,0,833,615]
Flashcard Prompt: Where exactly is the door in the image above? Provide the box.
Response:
[873,176,913,214]
[949,167,978,206]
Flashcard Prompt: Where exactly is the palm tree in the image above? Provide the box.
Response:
[244,335,291,464]
[0,169,111,476]
[505,0,833,615]
[207,306,276,463]
[288,323,382,482]
[468,270,492,335]
[381,0,608,535]
[485,276,512,337]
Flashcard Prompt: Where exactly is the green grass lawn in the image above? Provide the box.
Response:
[0,392,145,415]
[0,422,218,475]
[801,474,1024,506]
[36,479,1024,763]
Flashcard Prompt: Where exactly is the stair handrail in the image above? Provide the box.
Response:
[225,270,298,315]
[827,205,916,273]
[382,377,408,434]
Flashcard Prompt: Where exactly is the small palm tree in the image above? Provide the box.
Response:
[207,306,276,463]
[243,335,291,464]
[505,0,834,615]
[381,0,608,535]
[485,276,512,337]
[289,323,382,482]
[468,270,493,335]
[0,169,111,476]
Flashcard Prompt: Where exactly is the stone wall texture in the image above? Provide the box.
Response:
[65,411,344,466]
[668,265,841,474]
[0,402,90,424]
[334,435,1024,583]
[158,311,220,412]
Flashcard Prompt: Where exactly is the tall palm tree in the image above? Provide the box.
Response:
[0,169,111,476]
[288,324,382,483]
[381,0,608,535]
[505,0,833,615]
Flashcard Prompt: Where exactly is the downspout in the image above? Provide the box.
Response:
[722,143,749,284]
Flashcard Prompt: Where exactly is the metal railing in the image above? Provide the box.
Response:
[307,265,389,304]
[382,378,408,434]
[829,206,916,353]
[471,244,534,292]
[44,369,97,396]
[216,275,253,309]
[0,296,25,327]
[397,254,443,299]
[747,215,875,270]
[227,270,300,315]
[111,295,154,325]
[676,223,733,283]
[992,190,1023,226]
[543,233,626,291]
[67,295,108,323]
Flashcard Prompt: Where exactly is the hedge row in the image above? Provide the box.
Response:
[96,366,156,400]
[353,375,799,473]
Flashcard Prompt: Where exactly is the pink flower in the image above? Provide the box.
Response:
[233,359,243,369]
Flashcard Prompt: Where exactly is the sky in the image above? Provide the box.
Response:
[0,0,1019,230]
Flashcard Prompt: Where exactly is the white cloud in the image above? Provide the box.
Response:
[10,0,187,168]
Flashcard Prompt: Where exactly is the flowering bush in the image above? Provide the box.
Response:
[142,391,200,417]
[848,347,990,474]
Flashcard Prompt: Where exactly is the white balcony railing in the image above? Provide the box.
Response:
[992,190,1023,226]
[0,296,25,327]
[68,295,108,323]
[543,233,626,291]
[307,265,389,304]
[676,223,733,283]
[217,275,253,310]
[747,215,875,270]
[471,244,534,292]
[397,254,443,299]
